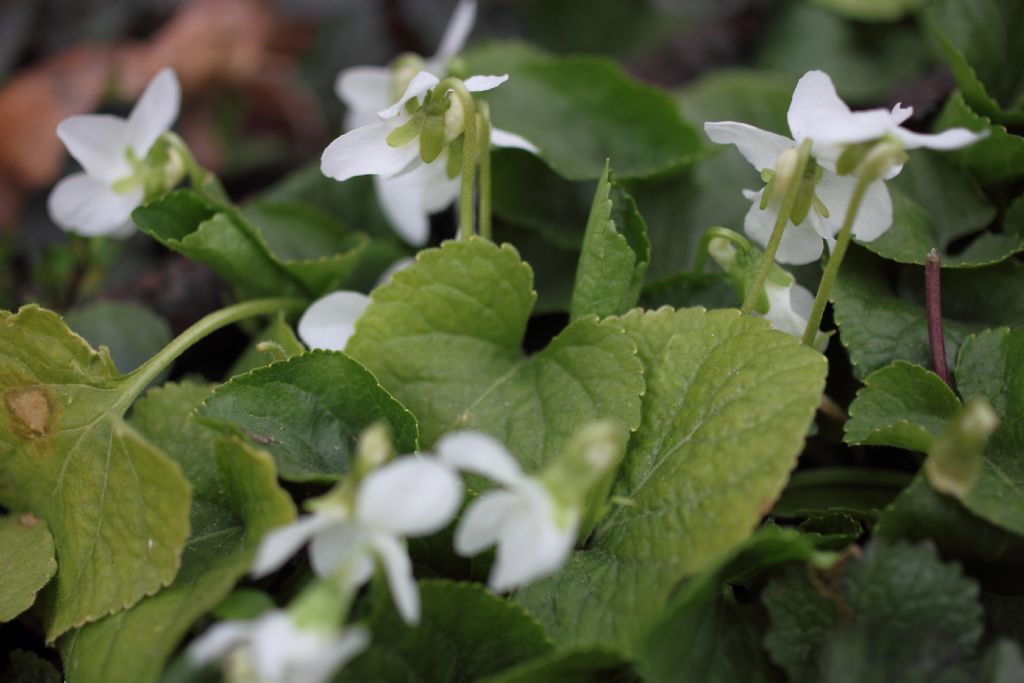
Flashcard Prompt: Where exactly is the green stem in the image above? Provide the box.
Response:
[800,175,872,347]
[115,297,304,412]
[477,103,493,241]
[162,132,228,204]
[693,226,753,274]
[438,78,478,240]
[740,139,813,314]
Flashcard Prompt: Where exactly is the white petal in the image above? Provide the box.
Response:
[47,173,141,237]
[336,66,393,112]
[376,257,415,287]
[420,155,462,213]
[187,621,253,666]
[890,103,914,125]
[763,281,809,338]
[308,522,374,581]
[126,68,180,159]
[378,71,440,120]
[56,115,131,183]
[814,174,892,243]
[435,431,524,487]
[490,482,577,592]
[370,532,420,624]
[374,157,459,246]
[704,121,794,172]
[433,0,477,60]
[463,74,508,92]
[251,513,337,578]
[321,121,422,182]
[894,126,987,151]
[299,627,372,683]
[491,127,539,153]
[356,457,463,535]
[453,490,516,556]
[251,612,316,679]
[297,291,370,351]
[802,109,895,147]
[743,190,824,265]
[787,70,851,142]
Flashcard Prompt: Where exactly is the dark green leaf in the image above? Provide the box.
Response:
[64,300,172,374]
[481,649,634,683]
[935,91,1024,186]
[771,468,912,520]
[199,351,418,482]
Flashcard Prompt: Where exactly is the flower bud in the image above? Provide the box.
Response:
[926,396,997,499]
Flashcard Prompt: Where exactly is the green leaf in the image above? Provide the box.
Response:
[771,468,912,520]
[481,649,633,683]
[463,41,703,180]
[861,152,1016,268]
[61,432,295,683]
[875,476,1024,567]
[928,0,1024,125]
[0,513,56,622]
[64,300,172,374]
[198,350,418,482]
[951,327,1024,535]
[637,526,820,683]
[935,91,1024,186]
[133,190,370,300]
[831,247,995,378]
[0,306,191,640]
[844,361,960,451]
[514,307,827,654]
[763,541,984,682]
[6,650,61,683]
[337,580,552,682]
[570,163,651,320]
[807,0,924,21]
[346,238,645,469]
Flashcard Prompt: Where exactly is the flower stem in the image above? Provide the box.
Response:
[115,297,304,412]
[925,248,952,387]
[741,138,813,314]
[693,226,753,273]
[438,78,478,240]
[800,175,872,347]
[477,103,493,241]
[162,131,229,204]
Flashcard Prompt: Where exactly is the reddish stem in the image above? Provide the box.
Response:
[926,249,952,387]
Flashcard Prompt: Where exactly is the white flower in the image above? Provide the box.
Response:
[704,70,983,266]
[437,432,578,592]
[332,1,537,245]
[48,68,181,238]
[336,0,478,131]
[251,456,463,624]
[297,291,370,351]
[188,610,368,683]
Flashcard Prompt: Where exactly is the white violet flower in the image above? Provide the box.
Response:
[436,431,580,592]
[704,70,984,265]
[251,453,463,625]
[332,1,537,246]
[48,68,182,238]
[187,610,369,683]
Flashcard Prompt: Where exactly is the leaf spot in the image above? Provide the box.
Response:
[5,387,50,435]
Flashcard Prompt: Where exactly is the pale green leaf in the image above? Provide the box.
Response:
[0,306,191,640]
[0,513,56,622]
[346,238,645,470]
[515,307,827,654]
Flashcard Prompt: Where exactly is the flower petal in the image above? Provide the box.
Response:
[815,174,892,243]
[297,291,370,351]
[491,127,539,153]
[890,103,914,125]
[378,71,441,120]
[321,121,422,182]
[490,482,577,592]
[453,490,516,556]
[47,172,141,237]
[743,190,824,265]
[376,257,415,287]
[126,68,181,159]
[787,70,851,142]
[435,431,524,487]
[704,121,794,172]
[356,456,463,535]
[374,158,459,246]
[308,523,375,583]
[336,65,392,112]
[894,126,987,151]
[56,115,131,183]
[802,109,895,147]
[251,513,338,578]
[187,621,253,666]
[300,627,372,683]
[763,281,809,338]
[370,532,420,624]
[463,74,508,92]
[432,0,477,60]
